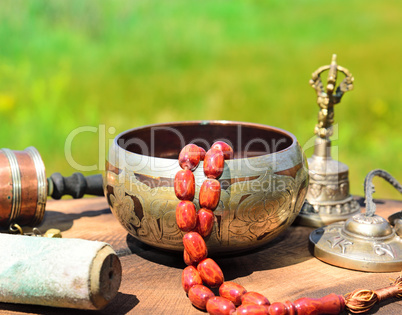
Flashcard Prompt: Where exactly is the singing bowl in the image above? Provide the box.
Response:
[104,121,308,253]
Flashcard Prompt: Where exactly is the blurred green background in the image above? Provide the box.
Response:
[0,0,401,199]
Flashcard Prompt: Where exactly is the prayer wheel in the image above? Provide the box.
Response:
[0,147,104,228]
[0,147,47,227]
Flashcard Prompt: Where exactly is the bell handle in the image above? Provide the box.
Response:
[49,173,104,200]
[364,169,402,217]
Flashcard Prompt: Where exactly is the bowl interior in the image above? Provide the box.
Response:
[116,121,294,159]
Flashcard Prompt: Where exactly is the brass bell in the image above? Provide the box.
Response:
[298,54,360,227]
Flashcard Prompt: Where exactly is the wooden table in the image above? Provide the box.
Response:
[1,197,402,314]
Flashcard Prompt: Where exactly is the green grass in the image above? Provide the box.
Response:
[0,0,401,200]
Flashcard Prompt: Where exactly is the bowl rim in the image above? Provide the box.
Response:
[113,120,298,161]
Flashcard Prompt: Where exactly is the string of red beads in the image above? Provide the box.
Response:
[175,142,345,315]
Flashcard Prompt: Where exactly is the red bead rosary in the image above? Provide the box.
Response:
[174,142,402,315]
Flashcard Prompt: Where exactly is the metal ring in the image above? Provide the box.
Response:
[9,223,23,235]
[1,148,22,223]
[25,147,47,226]
[32,227,43,236]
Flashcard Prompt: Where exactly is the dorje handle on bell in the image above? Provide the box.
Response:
[309,54,354,159]
[0,147,104,228]
[309,53,354,141]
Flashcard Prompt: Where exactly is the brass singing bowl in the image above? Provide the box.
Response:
[104,121,308,253]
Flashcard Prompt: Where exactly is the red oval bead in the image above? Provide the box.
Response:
[206,296,236,315]
[176,201,197,232]
[174,169,195,201]
[211,141,234,160]
[203,148,224,179]
[182,265,202,293]
[188,284,215,310]
[197,208,214,237]
[199,147,206,160]
[179,144,201,171]
[268,302,289,315]
[235,304,269,315]
[293,294,343,315]
[197,258,224,288]
[284,301,296,315]
[241,292,270,306]
[219,281,247,306]
[183,232,208,263]
[183,248,196,266]
[199,179,221,210]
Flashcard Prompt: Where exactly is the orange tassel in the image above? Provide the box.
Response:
[345,289,377,313]
[345,275,402,313]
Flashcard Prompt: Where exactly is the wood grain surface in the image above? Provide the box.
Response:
[1,197,402,314]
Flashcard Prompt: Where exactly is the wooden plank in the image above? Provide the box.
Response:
[1,197,402,314]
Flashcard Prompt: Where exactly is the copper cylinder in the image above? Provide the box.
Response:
[0,147,47,227]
